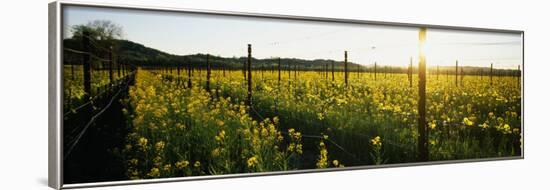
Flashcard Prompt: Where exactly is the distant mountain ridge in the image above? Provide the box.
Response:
[63,38,362,69]
[63,38,519,73]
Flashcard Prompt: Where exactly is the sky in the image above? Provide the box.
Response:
[63,5,522,69]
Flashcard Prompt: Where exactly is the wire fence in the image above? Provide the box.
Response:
[63,33,138,160]
[64,75,133,160]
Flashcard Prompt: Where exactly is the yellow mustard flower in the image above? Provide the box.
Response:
[463,117,474,126]
[332,160,339,167]
[155,141,166,151]
[247,156,258,168]
[138,137,148,149]
[147,167,160,178]
[371,136,382,146]
[175,160,189,169]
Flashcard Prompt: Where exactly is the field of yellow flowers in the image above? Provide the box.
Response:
[121,67,521,179]
[122,69,306,179]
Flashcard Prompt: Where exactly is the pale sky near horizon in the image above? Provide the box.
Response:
[63,5,522,69]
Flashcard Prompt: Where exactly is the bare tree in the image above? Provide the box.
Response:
[71,20,124,41]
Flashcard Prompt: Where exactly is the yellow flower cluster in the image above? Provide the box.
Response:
[247,156,258,168]
[316,140,329,169]
[371,136,382,146]
[155,141,165,151]
[463,117,474,126]
[215,130,226,141]
[175,160,189,169]
[147,167,160,178]
[138,137,148,150]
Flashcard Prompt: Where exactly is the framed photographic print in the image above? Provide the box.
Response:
[49,1,524,189]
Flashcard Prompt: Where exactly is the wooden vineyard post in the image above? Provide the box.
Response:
[246,44,252,107]
[288,63,291,81]
[344,51,348,86]
[455,60,458,86]
[325,63,329,80]
[518,65,521,87]
[206,54,211,92]
[278,57,281,84]
[109,46,114,86]
[117,54,121,79]
[418,27,429,162]
[294,65,297,80]
[331,61,335,81]
[82,31,92,99]
[490,63,493,85]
